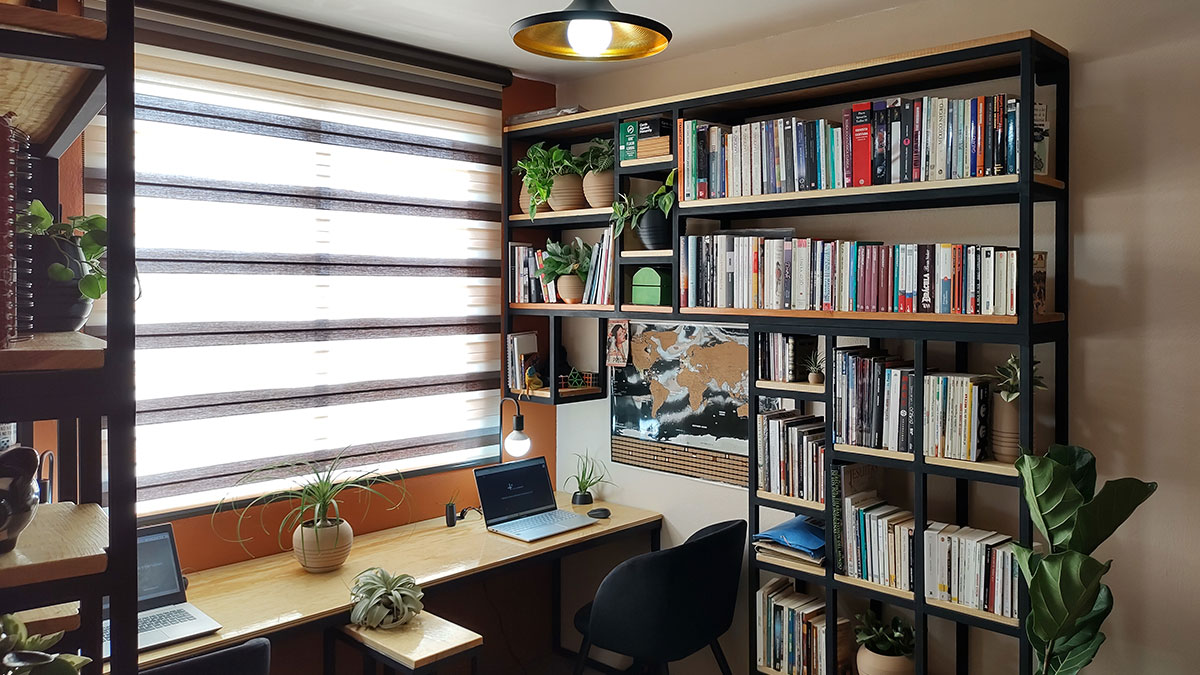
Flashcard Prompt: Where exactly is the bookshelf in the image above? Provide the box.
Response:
[502,30,1069,675]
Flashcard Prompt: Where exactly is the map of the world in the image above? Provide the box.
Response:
[611,322,749,454]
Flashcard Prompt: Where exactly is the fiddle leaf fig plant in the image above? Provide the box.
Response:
[15,199,108,300]
[537,237,593,284]
[350,567,424,630]
[0,614,90,675]
[1013,444,1156,675]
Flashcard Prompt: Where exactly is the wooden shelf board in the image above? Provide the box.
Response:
[558,386,602,398]
[834,574,914,601]
[756,490,823,512]
[759,668,787,675]
[834,444,915,462]
[14,602,80,635]
[680,174,1020,209]
[620,249,673,258]
[680,306,1063,325]
[926,597,1020,627]
[620,154,673,168]
[756,380,824,394]
[508,206,611,222]
[755,552,825,578]
[924,455,1019,477]
[0,58,95,145]
[619,304,673,313]
[508,303,614,311]
[0,4,106,39]
[511,387,550,398]
[0,331,106,373]
[0,502,108,589]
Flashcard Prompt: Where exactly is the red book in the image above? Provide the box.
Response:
[851,102,873,187]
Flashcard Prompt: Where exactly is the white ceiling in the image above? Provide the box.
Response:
[224,0,919,82]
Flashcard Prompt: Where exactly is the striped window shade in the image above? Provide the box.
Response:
[83,42,504,516]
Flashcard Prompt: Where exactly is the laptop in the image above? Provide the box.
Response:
[474,457,595,542]
[102,524,221,659]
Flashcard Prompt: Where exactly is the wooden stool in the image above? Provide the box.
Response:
[325,612,482,675]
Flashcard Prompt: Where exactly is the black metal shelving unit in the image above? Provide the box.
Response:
[502,31,1069,675]
[0,2,136,674]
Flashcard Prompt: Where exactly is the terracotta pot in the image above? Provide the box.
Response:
[547,174,585,212]
[0,446,40,554]
[991,394,1022,463]
[857,645,914,675]
[556,274,584,304]
[517,182,548,217]
[292,519,354,573]
[582,170,614,208]
[808,372,825,385]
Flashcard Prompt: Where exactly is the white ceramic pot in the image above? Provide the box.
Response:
[292,519,354,573]
[547,174,585,212]
[991,394,1021,463]
[556,274,584,304]
[582,170,614,208]
[856,645,914,675]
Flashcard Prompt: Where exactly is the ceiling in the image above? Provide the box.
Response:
[223,0,919,82]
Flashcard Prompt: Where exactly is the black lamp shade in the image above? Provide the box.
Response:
[510,0,671,61]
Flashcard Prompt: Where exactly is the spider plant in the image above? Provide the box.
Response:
[349,567,424,629]
[564,451,614,496]
[802,349,825,376]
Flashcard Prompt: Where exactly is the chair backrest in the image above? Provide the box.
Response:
[586,519,747,662]
[140,637,270,675]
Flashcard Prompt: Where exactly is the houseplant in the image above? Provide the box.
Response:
[991,353,1048,463]
[1,614,90,675]
[610,169,676,250]
[564,451,613,505]
[802,349,825,385]
[349,567,424,629]
[513,142,554,218]
[579,137,615,208]
[537,237,593,303]
[854,610,914,675]
[15,199,107,332]
[215,456,407,573]
[1013,444,1156,675]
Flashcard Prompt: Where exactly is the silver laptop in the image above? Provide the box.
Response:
[475,457,595,542]
[102,523,221,659]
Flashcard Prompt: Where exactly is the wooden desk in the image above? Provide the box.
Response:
[127,494,661,671]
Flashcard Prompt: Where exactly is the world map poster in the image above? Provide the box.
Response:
[611,322,749,454]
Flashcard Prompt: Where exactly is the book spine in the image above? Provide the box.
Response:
[872,100,888,185]
[697,123,709,199]
[968,98,978,177]
[888,98,902,184]
[851,102,872,187]
[841,108,853,189]
[805,121,819,190]
[912,98,923,182]
[900,99,914,183]
[1006,98,1019,175]
[983,96,994,176]
[994,94,1007,175]
[784,118,796,193]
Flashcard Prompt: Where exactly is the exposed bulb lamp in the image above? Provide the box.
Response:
[510,0,671,61]
[501,397,532,458]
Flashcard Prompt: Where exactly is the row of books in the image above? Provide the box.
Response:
[506,230,616,305]
[924,523,1022,618]
[842,491,917,591]
[756,579,850,675]
[756,333,818,383]
[505,331,538,391]
[924,374,993,461]
[757,411,826,505]
[678,232,1046,315]
[678,94,1039,202]
[832,347,913,452]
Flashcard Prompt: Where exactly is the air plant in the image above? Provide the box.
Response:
[349,567,424,629]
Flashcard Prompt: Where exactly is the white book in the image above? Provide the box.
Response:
[994,250,1009,316]
[981,246,995,314]
[1008,250,1018,315]
[889,98,902,184]
[833,128,844,189]
[750,121,762,196]
[924,522,947,598]
[741,124,753,198]
[728,126,739,198]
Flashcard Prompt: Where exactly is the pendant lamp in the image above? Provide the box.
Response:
[510,0,671,61]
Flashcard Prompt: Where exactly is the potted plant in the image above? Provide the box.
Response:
[444,488,459,528]
[854,610,914,675]
[610,169,676,250]
[0,614,91,674]
[215,456,407,574]
[349,567,424,629]
[802,349,825,385]
[991,353,1048,463]
[513,142,554,218]
[1013,444,1156,675]
[579,137,615,208]
[537,237,593,304]
[15,199,107,332]
[564,451,613,505]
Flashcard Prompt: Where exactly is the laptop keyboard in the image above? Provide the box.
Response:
[103,608,194,640]
[501,510,580,533]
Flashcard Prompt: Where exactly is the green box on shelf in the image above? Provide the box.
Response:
[631,267,670,306]
[619,120,638,161]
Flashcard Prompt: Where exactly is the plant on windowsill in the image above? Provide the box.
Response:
[579,137,615,208]
[802,348,825,385]
[0,614,91,675]
[537,237,593,304]
[15,199,108,332]
[610,168,676,250]
[349,567,424,630]
[990,353,1048,463]
[854,610,914,675]
[564,451,613,505]
[213,455,407,574]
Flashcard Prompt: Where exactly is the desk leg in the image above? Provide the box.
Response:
[650,525,661,552]
[323,629,336,675]
[552,557,563,654]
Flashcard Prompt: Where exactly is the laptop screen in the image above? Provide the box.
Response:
[137,528,184,604]
[475,457,557,526]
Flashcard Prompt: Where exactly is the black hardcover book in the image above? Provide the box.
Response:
[805,120,819,190]
[697,123,710,198]
[830,468,846,574]
[983,97,994,177]
[897,368,910,452]
[783,118,795,192]
[918,243,935,313]
[993,94,1007,175]
[872,100,889,185]
[900,99,915,183]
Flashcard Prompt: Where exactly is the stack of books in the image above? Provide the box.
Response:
[924,523,1023,619]
[756,332,818,383]
[922,374,993,462]
[621,117,672,161]
[756,579,851,674]
[841,490,916,592]
[505,331,538,391]
[752,516,826,569]
[832,346,914,453]
[757,411,826,505]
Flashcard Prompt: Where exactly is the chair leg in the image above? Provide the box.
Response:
[710,639,732,675]
[573,635,592,675]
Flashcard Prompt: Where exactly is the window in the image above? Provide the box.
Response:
[86,47,504,515]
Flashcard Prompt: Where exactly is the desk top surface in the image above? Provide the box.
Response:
[125,494,661,671]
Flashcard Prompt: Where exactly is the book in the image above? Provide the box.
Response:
[871,100,888,185]
[619,120,638,161]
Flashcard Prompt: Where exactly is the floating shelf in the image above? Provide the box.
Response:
[508,206,611,223]
[558,386,602,398]
[924,455,1019,477]
[0,4,107,39]
[620,154,673,168]
[756,490,823,513]
[0,332,106,373]
[834,574,915,602]
[14,602,80,635]
[0,502,108,589]
[511,387,550,399]
[680,306,1064,326]
[755,552,825,579]
[834,444,915,463]
[756,380,824,395]
[619,304,673,314]
[926,597,1020,629]
[509,303,613,312]
[620,249,673,259]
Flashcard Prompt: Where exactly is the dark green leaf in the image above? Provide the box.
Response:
[79,274,104,300]
[1065,478,1157,555]
[80,231,107,260]
[1046,444,1098,500]
[1025,551,1110,649]
[1045,631,1105,675]
[26,200,55,232]
[1017,453,1084,550]
[46,263,75,282]
[1053,584,1112,657]
[1011,543,1043,584]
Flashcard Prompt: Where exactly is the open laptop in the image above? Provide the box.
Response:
[474,457,595,542]
[102,523,221,659]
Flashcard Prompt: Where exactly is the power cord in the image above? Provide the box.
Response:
[457,506,483,522]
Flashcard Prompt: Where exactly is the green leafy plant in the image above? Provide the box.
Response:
[349,567,424,629]
[564,451,613,495]
[537,237,593,284]
[16,199,107,300]
[802,349,824,375]
[0,614,90,675]
[512,142,585,220]
[854,610,914,657]
[610,168,677,237]
[995,352,1048,403]
[1013,443,1156,675]
[213,455,407,556]
[579,137,615,174]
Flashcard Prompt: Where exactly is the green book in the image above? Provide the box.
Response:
[620,121,638,161]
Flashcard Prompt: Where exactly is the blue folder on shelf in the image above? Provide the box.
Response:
[752,516,826,559]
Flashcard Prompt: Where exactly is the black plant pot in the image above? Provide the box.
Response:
[445,503,457,528]
[635,208,671,250]
[17,233,94,333]
[0,446,41,554]
[571,491,594,505]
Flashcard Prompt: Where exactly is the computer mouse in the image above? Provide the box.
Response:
[587,507,611,519]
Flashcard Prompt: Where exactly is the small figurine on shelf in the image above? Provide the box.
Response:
[524,368,544,391]
[559,369,598,391]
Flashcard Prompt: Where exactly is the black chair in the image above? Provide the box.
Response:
[573,519,747,675]
[140,637,270,675]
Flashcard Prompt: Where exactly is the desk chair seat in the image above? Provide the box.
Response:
[140,637,270,675]
[573,520,747,675]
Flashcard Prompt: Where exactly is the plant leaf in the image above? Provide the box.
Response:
[1017,453,1085,550]
[1053,584,1112,657]
[1045,631,1106,675]
[26,200,55,233]
[1011,543,1043,584]
[79,273,104,300]
[46,262,75,282]
[1024,551,1110,650]
[1064,478,1157,555]
[1046,444,1098,500]
[79,230,107,260]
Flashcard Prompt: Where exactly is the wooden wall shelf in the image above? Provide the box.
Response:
[924,455,1019,477]
[508,206,611,222]
[926,597,1020,628]
[756,490,823,512]
[0,4,106,39]
[834,444,915,462]
[756,380,824,394]
[0,332,106,373]
[14,602,80,635]
[0,503,108,589]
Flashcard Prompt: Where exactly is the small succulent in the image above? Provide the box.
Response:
[994,353,1048,403]
[854,610,914,658]
[1,614,91,675]
[802,349,824,376]
[350,568,424,629]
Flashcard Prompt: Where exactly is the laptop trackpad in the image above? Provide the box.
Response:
[139,629,170,649]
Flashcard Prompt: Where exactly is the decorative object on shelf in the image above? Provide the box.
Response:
[524,368,544,390]
[509,0,670,62]
[991,353,1047,463]
[0,445,39,554]
[1013,444,1156,675]
[610,168,676,250]
[564,451,613,505]
[537,237,592,303]
[630,266,669,306]
[513,142,584,218]
[580,137,615,207]
[854,610,915,675]
[215,455,407,573]
[605,319,629,367]
[505,104,587,127]
[349,567,424,630]
[500,396,532,458]
[0,614,91,675]
[444,489,459,528]
[802,348,825,385]
[558,369,597,390]
[15,200,107,333]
